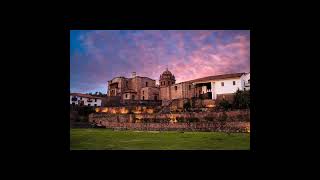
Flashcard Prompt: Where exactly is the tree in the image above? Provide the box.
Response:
[233,89,250,109]
[183,101,191,112]
[217,99,232,111]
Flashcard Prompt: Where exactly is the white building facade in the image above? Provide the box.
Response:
[70,93,102,107]
[192,72,250,100]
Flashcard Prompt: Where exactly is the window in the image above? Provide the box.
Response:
[199,90,201,94]
[142,91,144,95]
[142,96,144,100]
[221,82,224,86]
[175,86,177,90]
[132,95,135,99]
[95,99,97,102]
[248,79,250,83]
[125,94,128,98]
[146,82,148,87]
[164,81,165,86]
[80,97,82,100]
[88,104,91,106]
[154,95,157,100]
[244,88,246,91]
[126,81,128,87]
[94,104,97,107]
[168,81,170,85]
[189,85,191,90]
[233,81,236,85]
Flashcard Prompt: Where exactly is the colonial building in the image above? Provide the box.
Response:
[107,72,160,101]
[159,69,250,101]
[106,69,250,102]
[70,93,103,107]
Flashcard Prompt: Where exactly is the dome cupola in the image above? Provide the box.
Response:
[159,67,175,87]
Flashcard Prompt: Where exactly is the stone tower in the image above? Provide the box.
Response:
[159,67,176,87]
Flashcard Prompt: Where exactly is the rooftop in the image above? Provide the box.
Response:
[70,93,103,99]
[187,72,247,83]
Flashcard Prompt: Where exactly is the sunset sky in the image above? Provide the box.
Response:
[70,30,250,94]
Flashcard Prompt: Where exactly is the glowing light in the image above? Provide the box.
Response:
[111,109,117,114]
[101,108,109,113]
[120,107,129,114]
[133,110,142,114]
[147,109,154,114]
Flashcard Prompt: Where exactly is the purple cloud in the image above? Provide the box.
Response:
[70,30,250,93]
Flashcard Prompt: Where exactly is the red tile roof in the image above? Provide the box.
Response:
[187,72,246,83]
[70,93,103,99]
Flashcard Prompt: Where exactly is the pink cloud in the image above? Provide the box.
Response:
[72,30,250,92]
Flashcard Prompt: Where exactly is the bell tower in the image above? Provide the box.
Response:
[159,67,175,87]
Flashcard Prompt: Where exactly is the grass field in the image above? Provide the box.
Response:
[70,128,250,150]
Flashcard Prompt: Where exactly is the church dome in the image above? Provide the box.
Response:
[160,68,175,79]
[159,68,175,87]
[162,69,173,76]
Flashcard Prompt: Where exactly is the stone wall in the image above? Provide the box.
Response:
[90,110,249,122]
[168,98,215,110]
[95,106,158,114]
[89,110,250,132]
[105,96,121,106]
[89,121,249,132]
[141,87,160,100]
[160,82,195,100]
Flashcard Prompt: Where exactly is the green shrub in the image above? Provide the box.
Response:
[176,117,185,122]
[233,89,250,109]
[183,101,191,112]
[217,99,232,111]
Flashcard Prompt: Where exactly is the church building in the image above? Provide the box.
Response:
[107,69,250,102]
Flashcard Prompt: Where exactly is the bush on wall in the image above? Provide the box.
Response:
[217,99,232,111]
[233,89,250,109]
[183,101,191,112]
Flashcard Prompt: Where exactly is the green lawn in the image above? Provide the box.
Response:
[70,128,250,150]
